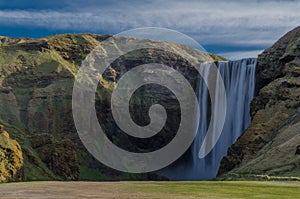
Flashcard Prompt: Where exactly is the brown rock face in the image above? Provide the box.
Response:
[0,125,23,182]
[218,27,300,179]
[37,139,79,180]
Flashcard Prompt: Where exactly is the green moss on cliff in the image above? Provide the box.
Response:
[0,125,23,182]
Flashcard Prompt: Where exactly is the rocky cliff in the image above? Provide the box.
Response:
[218,27,300,180]
[0,34,225,181]
[2,27,299,182]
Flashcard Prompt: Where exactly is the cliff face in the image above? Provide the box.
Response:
[218,27,300,179]
[3,28,298,181]
[0,34,225,181]
[0,125,23,182]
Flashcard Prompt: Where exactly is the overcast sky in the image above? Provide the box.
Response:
[0,0,299,60]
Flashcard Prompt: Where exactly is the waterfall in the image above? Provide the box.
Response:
[160,58,256,180]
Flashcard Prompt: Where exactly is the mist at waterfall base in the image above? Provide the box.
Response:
[159,58,256,180]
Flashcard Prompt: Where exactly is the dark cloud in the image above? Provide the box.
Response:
[0,0,298,59]
[0,0,66,10]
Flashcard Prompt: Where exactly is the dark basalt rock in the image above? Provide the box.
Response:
[218,27,300,179]
[296,145,300,155]
[255,27,300,93]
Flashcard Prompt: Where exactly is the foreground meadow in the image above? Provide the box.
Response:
[0,181,299,199]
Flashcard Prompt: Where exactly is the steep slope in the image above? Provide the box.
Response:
[0,34,225,181]
[218,27,300,180]
[0,124,23,182]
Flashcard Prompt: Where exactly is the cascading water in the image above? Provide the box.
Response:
[160,58,256,180]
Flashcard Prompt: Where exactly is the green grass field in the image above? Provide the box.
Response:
[128,181,300,199]
[0,181,299,199]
